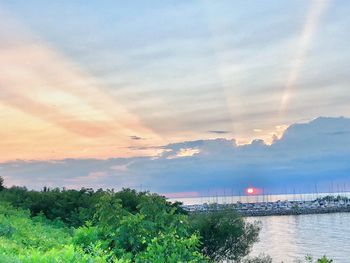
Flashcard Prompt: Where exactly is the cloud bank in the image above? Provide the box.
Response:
[1,117,350,196]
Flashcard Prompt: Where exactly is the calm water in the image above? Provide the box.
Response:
[247,213,350,262]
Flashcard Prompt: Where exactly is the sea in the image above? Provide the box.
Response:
[247,213,350,262]
[169,193,350,262]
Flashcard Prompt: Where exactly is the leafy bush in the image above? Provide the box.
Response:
[79,192,208,262]
[302,255,333,263]
[189,208,260,262]
[135,232,207,262]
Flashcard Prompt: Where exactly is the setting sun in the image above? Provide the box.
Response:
[246,187,255,195]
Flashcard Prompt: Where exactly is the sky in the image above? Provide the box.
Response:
[1,1,350,196]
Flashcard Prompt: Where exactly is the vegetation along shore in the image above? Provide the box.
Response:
[0,177,334,262]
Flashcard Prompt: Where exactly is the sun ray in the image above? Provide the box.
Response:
[0,9,166,161]
[280,0,330,113]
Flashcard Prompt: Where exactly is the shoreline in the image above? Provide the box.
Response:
[183,196,350,217]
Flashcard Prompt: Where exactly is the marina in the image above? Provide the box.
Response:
[181,194,350,216]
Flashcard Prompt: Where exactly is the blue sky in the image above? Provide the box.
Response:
[0,1,350,195]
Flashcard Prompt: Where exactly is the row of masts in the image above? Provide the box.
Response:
[136,182,350,204]
[198,183,350,204]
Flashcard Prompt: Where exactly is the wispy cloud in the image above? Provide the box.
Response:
[207,130,230,134]
[130,135,145,140]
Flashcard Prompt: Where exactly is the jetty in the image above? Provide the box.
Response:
[182,196,350,216]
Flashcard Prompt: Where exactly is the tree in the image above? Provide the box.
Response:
[189,207,260,262]
[75,191,207,262]
[0,176,5,191]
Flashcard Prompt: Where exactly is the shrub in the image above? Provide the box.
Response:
[189,208,260,262]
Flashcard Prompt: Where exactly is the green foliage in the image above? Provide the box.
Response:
[0,203,71,252]
[0,186,103,227]
[0,203,70,260]
[303,255,333,263]
[135,232,207,263]
[0,181,208,262]
[81,191,207,262]
[73,223,103,252]
[189,207,260,262]
[0,197,208,262]
[316,256,333,263]
[0,186,184,228]
[0,176,4,191]
[16,245,119,263]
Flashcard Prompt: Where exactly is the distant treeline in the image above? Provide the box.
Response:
[0,184,183,227]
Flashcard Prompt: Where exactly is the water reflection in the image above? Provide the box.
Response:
[248,213,350,262]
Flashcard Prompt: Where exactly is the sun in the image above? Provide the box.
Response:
[246,187,255,195]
